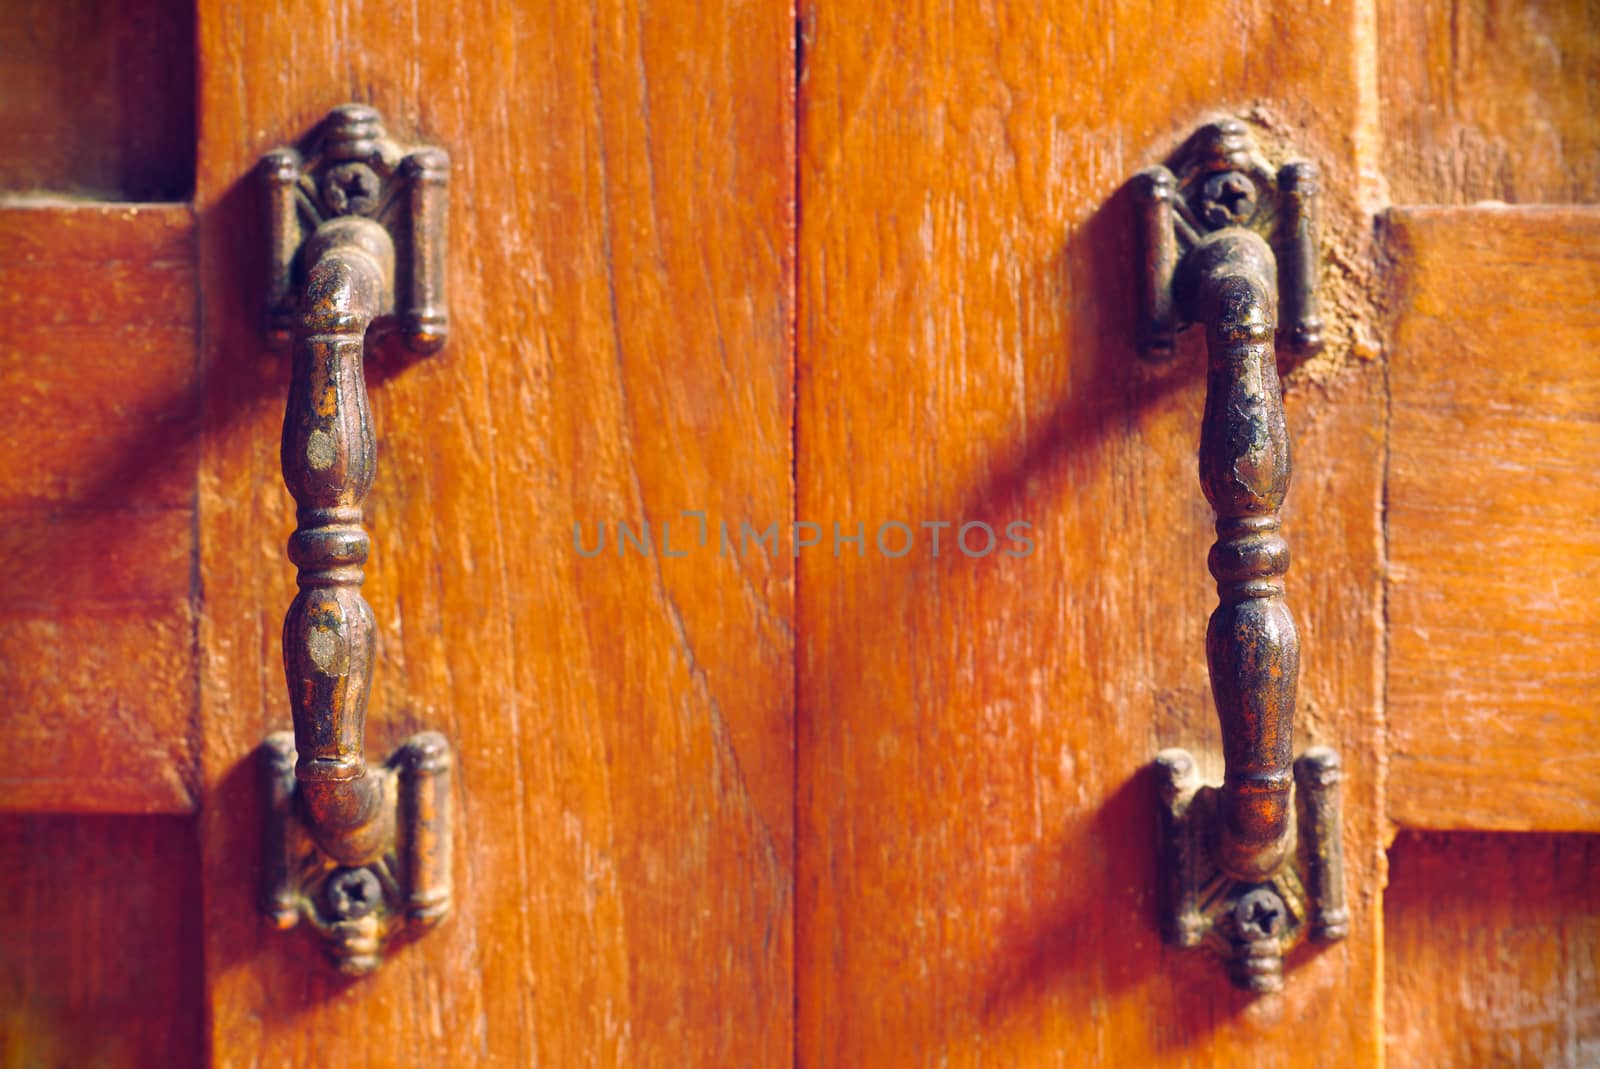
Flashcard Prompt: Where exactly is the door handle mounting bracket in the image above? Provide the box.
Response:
[1134,119,1347,993]
[256,105,452,976]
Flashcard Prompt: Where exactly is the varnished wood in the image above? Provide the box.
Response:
[0,815,203,1066]
[1378,0,1600,205]
[0,3,1595,1064]
[193,1,794,1062]
[0,0,195,200]
[1385,206,1600,833]
[796,1,1386,1062]
[1385,831,1600,1068]
[0,204,198,814]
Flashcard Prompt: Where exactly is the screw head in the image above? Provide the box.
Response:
[325,866,383,921]
[1233,886,1287,941]
[322,161,381,215]
[1200,170,1258,228]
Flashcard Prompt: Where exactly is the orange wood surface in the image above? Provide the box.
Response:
[1385,207,1600,833]
[1385,831,1600,1068]
[0,814,203,1067]
[795,2,1387,1064]
[0,204,198,814]
[0,0,195,200]
[1377,0,1600,205]
[191,2,795,1064]
[0,2,1597,1065]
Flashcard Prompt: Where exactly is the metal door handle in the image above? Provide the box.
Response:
[1134,120,1347,993]
[256,105,453,975]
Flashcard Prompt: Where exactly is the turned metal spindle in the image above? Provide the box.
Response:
[281,215,394,866]
[1189,228,1298,882]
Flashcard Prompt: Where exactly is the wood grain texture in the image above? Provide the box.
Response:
[1385,831,1600,1069]
[0,0,194,200]
[0,204,198,814]
[796,2,1386,1063]
[193,2,794,1064]
[0,815,204,1067]
[1378,0,1600,205]
[1385,207,1600,833]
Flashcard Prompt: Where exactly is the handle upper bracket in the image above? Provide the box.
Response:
[1134,117,1322,362]
[260,103,449,355]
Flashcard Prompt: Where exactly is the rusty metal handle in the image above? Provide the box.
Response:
[256,105,453,976]
[280,215,392,862]
[1191,226,1297,882]
[1134,119,1346,993]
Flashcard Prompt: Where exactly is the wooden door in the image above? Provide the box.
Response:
[3,2,794,1064]
[0,2,1594,1066]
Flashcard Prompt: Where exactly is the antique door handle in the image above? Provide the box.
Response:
[1134,120,1347,993]
[256,105,453,975]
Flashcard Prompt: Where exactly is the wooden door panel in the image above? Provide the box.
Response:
[0,814,204,1066]
[1377,0,1600,205]
[0,205,198,815]
[0,0,195,201]
[1384,831,1600,1068]
[796,2,1386,1063]
[1385,206,1600,833]
[193,2,793,1064]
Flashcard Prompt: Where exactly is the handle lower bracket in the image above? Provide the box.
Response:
[1134,119,1346,993]
[256,105,452,976]
[1155,747,1349,992]
[262,731,452,975]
